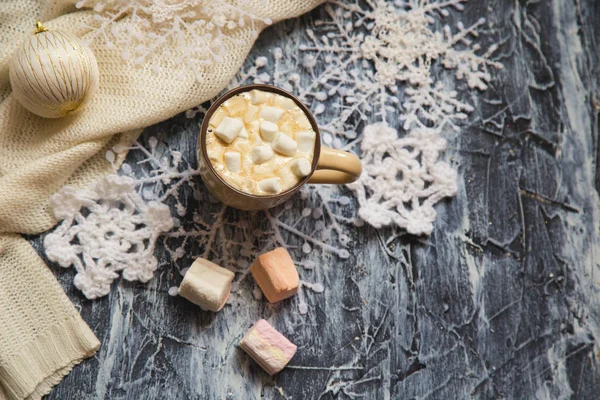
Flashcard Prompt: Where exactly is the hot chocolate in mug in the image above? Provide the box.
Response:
[197,84,362,210]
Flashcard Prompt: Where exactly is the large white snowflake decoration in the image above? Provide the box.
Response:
[76,0,272,80]
[230,0,502,234]
[44,173,175,299]
[347,122,457,234]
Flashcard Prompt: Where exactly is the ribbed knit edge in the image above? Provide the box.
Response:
[0,314,100,400]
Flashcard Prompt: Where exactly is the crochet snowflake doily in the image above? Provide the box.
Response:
[46,0,502,300]
[347,123,457,234]
[45,174,174,299]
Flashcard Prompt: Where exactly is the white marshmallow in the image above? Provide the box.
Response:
[178,258,234,312]
[254,165,272,176]
[232,138,252,154]
[250,89,269,104]
[275,96,297,110]
[259,177,283,194]
[224,151,241,172]
[260,121,279,142]
[290,158,312,177]
[248,120,260,135]
[296,130,317,152]
[207,146,223,163]
[250,145,274,164]
[279,121,294,135]
[272,133,298,157]
[244,105,259,123]
[238,127,249,139]
[277,167,296,187]
[214,117,243,143]
[260,106,285,123]
[293,111,312,129]
[209,108,227,128]
[224,96,247,116]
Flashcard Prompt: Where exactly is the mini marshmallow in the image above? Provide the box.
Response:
[250,145,274,164]
[260,106,285,123]
[293,111,312,129]
[296,130,317,152]
[259,121,278,142]
[241,178,257,193]
[250,89,269,104]
[238,127,249,139]
[224,96,247,116]
[258,177,282,194]
[214,117,243,143]
[248,120,260,135]
[207,146,223,163]
[277,167,296,187]
[209,108,227,128]
[232,138,252,154]
[178,258,235,312]
[278,121,294,135]
[251,247,299,303]
[239,319,297,375]
[290,158,312,177]
[244,105,259,123]
[224,151,241,172]
[254,165,272,176]
[275,96,297,110]
[272,133,298,157]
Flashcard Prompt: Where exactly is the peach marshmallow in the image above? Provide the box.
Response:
[250,247,299,303]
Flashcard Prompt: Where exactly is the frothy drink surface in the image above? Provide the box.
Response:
[205,90,317,195]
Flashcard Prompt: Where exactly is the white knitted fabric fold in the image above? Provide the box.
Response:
[0,0,324,398]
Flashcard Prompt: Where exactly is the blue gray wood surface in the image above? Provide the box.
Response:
[31,1,600,398]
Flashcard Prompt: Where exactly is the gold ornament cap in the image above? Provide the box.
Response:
[35,21,48,34]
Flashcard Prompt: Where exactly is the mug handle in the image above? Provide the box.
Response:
[307,147,362,184]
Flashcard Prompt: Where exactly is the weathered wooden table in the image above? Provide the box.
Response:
[36,0,600,398]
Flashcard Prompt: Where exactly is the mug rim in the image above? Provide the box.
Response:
[198,84,322,200]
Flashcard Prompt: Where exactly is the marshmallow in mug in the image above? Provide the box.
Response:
[205,90,317,196]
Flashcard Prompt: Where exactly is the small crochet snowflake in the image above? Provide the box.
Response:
[45,174,175,299]
[347,122,457,235]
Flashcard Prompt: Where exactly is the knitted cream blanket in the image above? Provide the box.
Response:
[0,1,323,398]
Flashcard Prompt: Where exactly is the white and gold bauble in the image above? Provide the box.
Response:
[9,21,99,118]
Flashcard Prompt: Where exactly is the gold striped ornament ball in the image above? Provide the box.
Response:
[9,21,99,118]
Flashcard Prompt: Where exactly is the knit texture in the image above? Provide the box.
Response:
[0,0,324,398]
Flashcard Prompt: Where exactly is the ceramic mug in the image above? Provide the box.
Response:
[197,84,362,210]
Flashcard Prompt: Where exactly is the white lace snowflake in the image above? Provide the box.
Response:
[347,122,456,234]
[76,0,272,80]
[228,0,502,234]
[44,173,175,299]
